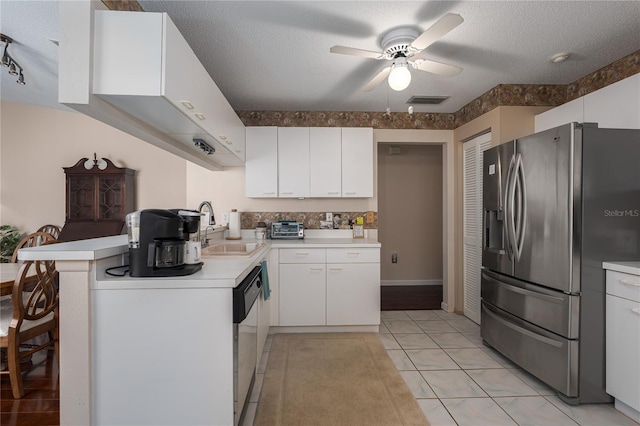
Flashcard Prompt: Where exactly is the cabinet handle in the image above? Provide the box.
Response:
[310,267,323,271]
[195,113,206,121]
[329,267,342,271]
[296,252,309,256]
[347,252,360,255]
[632,308,640,315]
[226,140,232,145]
[344,192,356,195]
[263,192,275,195]
[620,279,640,287]
[328,192,339,195]
[281,192,293,195]
[180,101,194,109]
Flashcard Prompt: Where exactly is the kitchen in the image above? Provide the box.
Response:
[1,1,640,425]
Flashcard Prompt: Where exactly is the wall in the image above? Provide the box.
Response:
[378,144,443,284]
[451,105,549,312]
[0,101,187,234]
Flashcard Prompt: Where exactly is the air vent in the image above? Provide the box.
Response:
[406,95,450,105]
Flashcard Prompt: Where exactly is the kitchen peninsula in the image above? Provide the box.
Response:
[18,233,381,425]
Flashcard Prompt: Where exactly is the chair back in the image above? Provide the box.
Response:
[12,260,58,326]
[37,224,61,239]
[10,232,56,263]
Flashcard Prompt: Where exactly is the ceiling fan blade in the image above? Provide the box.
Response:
[414,59,462,76]
[362,67,391,92]
[330,45,383,59]
[410,13,464,51]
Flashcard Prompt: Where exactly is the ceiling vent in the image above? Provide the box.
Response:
[406,95,450,105]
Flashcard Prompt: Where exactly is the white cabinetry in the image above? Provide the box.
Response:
[245,127,278,198]
[245,127,373,198]
[310,127,342,197]
[342,128,374,197]
[278,247,380,327]
[604,264,640,422]
[93,11,245,168]
[535,74,640,132]
[277,127,310,198]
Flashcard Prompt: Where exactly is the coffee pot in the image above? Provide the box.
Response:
[126,209,203,277]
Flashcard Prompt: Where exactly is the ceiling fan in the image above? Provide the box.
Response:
[330,13,464,92]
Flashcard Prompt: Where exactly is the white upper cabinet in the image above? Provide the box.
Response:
[245,127,278,198]
[583,74,640,129]
[341,128,374,197]
[535,74,640,132]
[92,11,245,168]
[277,128,310,198]
[309,127,342,197]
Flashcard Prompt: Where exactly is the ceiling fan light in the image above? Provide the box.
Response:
[8,61,17,75]
[388,60,411,91]
[17,70,25,85]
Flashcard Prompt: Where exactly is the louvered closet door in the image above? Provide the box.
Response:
[463,132,492,324]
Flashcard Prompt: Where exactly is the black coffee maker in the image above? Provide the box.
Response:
[126,209,203,277]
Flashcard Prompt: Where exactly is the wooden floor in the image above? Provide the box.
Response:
[0,350,59,426]
[381,285,443,310]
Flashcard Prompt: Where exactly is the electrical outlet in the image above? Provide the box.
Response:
[366,211,375,224]
[223,212,229,223]
[326,212,333,222]
[391,252,398,263]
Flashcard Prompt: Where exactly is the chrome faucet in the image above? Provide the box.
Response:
[198,201,215,226]
[202,225,216,248]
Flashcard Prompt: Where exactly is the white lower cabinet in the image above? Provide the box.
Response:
[278,247,380,327]
[279,263,326,325]
[326,263,380,325]
[605,267,640,421]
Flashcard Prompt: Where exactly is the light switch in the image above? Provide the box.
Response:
[366,211,375,223]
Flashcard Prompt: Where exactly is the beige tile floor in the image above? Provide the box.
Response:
[243,310,639,426]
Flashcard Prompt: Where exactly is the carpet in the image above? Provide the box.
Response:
[254,333,429,426]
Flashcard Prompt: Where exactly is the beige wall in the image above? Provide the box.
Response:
[451,105,550,312]
[378,144,443,283]
[0,101,187,234]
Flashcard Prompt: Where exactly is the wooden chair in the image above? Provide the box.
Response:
[10,231,56,263]
[37,224,61,240]
[0,259,59,398]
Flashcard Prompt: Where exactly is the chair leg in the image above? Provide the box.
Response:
[7,341,25,398]
[53,327,60,368]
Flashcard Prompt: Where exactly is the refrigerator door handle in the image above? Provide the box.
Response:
[505,155,517,260]
[514,154,527,261]
[483,302,563,348]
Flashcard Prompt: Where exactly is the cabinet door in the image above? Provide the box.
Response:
[326,263,380,325]
[279,264,326,326]
[278,127,310,198]
[309,127,342,197]
[534,97,584,133]
[606,294,640,411]
[341,128,373,197]
[246,127,278,197]
[163,14,195,117]
[584,75,640,129]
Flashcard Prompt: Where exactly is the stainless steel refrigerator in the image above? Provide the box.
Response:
[480,122,640,404]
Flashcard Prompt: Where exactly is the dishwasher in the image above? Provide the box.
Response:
[233,265,262,426]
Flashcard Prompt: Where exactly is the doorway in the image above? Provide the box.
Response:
[378,143,443,310]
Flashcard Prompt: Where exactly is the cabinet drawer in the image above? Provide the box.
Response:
[606,270,640,302]
[279,248,326,264]
[327,248,379,263]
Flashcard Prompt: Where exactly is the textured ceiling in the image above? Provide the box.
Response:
[1,1,639,114]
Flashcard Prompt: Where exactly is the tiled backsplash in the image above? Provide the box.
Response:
[240,211,377,230]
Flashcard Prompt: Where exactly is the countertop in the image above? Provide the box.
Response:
[602,261,640,275]
[18,234,381,290]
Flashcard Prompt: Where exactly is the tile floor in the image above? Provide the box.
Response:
[242,310,639,426]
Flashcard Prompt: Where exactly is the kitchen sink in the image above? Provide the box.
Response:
[201,242,264,257]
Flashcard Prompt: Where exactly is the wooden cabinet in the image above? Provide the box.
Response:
[605,266,640,421]
[310,127,342,197]
[341,128,374,197]
[245,126,373,198]
[278,247,380,327]
[92,11,245,168]
[59,157,135,242]
[277,127,310,198]
[245,127,278,197]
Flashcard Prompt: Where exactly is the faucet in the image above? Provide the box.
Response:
[202,225,216,248]
[198,201,215,226]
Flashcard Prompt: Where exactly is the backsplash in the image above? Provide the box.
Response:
[240,212,377,230]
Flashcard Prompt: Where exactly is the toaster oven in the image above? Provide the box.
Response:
[271,221,304,239]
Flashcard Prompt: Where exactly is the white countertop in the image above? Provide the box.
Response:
[603,261,640,275]
[18,234,380,290]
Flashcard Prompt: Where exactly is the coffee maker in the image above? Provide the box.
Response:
[126,209,203,277]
